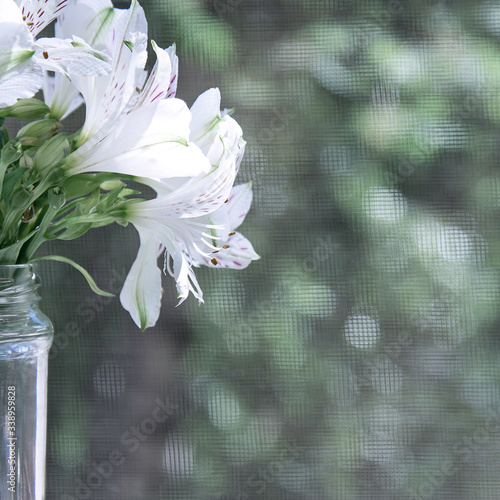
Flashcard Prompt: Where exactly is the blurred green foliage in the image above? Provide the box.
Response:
[41,0,500,499]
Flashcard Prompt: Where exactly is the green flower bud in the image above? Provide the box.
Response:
[100,179,126,191]
[0,98,49,120]
[17,119,60,145]
[48,186,66,210]
[19,153,34,169]
[34,134,69,172]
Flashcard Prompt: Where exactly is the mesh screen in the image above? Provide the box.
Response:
[26,0,500,498]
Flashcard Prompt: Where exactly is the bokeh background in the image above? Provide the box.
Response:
[31,0,500,498]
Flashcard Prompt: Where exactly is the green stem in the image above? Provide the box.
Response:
[0,173,60,248]
[21,204,59,262]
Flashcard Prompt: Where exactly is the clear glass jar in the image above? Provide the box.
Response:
[0,264,54,500]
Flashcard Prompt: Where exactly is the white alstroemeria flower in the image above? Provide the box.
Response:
[63,97,211,179]
[146,87,244,194]
[69,0,149,144]
[118,88,253,328]
[71,32,179,147]
[43,0,148,122]
[121,175,260,330]
[0,0,111,107]
[121,147,237,328]
[43,0,119,118]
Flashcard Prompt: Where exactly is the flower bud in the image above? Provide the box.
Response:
[17,119,60,145]
[0,99,50,120]
[48,187,66,210]
[34,134,69,172]
[100,179,126,191]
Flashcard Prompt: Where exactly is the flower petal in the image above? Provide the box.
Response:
[66,98,211,179]
[190,87,224,155]
[222,181,254,231]
[131,41,178,110]
[170,250,203,304]
[119,227,162,330]
[18,0,68,36]
[43,71,84,119]
[0,61,42,107]
[76,30,148,143]
[54,0,114,43]
[133,142,237,219]
[0,0,32,52]
[35,36,112,77]
[45,0,116,117]
[202,232,260,269]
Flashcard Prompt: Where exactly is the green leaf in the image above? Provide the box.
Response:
[0,231,36,264]
[93,187,125,213]
[0,128,8,147]
[0,141,23,196]
[0,141,23,165]
[49,222,93,241]
[1,168,27,202]
[77,187,100,215]
[62,173,105,199]
[31,255,114,297]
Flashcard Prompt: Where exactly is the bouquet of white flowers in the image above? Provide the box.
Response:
[0,0,259,329]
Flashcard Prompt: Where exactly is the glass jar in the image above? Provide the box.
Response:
[0,264,54,500]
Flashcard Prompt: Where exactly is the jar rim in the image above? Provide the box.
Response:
[0,264,38,296]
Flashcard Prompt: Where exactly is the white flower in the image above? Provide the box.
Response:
[0,0,111,107]
[118,88,258,329]
[120,180,259,330]
[69,0,149,144]
[63,97,211,179]
[54,0,189,185]
[43,0,124,119]
[120,143,237,328]
[50,0,179,142]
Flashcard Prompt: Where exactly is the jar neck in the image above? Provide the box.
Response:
[0,264,40,311]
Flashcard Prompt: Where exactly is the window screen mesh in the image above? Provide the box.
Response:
[26,0,500,498]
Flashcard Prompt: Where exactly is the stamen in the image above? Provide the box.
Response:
[222,244,230,249]
[211,258,218,265]
[212,250,219,254]
[42,51,49,59]
[201,231,221,241]
[228,231,236,236]
[193,242,211,258]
